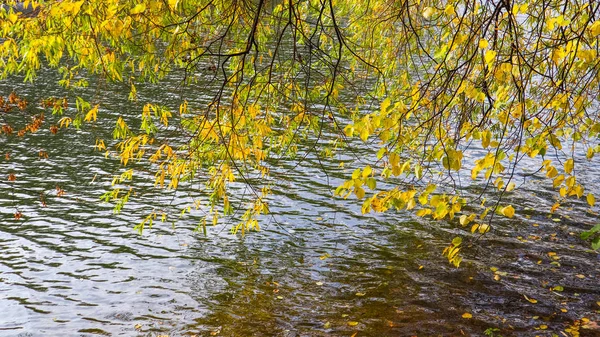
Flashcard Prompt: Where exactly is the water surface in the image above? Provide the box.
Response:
[1,69,599,337]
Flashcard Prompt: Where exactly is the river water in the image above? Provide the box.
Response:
[0,68,599,337]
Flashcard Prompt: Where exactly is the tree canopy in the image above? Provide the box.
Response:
[1,0,600,265]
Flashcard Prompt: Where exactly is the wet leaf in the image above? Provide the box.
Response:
[462,312,472,319]
[524,295,538,303]
[553,285,564,292]
[355,292,366,297]
[348,321,359,326]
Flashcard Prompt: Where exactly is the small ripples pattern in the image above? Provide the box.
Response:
[1,72,599,337]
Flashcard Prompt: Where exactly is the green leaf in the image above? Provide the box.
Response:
[366,178,376,190]
[581,224,600,240]
[592,237,600,250]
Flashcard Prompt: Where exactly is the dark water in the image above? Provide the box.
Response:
[1,70,600,337]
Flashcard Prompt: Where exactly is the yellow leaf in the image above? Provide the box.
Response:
[484,50,497,66]
[462,312,472,319]
[130,3,146,14]
[524,295,538,303]
[348,321,359,327]
[591,21,600,36]
[506,182,516,192]
[416,208,431,217]
[587,193,595,207]
[564,158,574,174]
[559,187,567,197]
[362,165,372,178]
[355,187,365,199]
[380,97,391,115]
[444,4,455,16]
[502,205,515,218]
[359,127,369,141]
[84,104,99,122]
[556,15,570,27]
[168,0,179,10]
[478,224,490,234]
[478,39,489,49]
[422,7,434,19]
[8,13,18,24]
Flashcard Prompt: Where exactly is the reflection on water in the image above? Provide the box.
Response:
[1,71,599,337]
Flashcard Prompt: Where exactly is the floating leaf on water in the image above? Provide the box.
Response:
[324,321,331,329]
[462,312,472,319]
[524,295,538,303]
[539,324,548,330]
[320,253,330,260]
[355,292,366,297]
[348,321,359,326]
[134,324,142,330]
[553,285,564,292]
[561,308,568,312]
[576,274,585,279]
[316,282,323,286]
